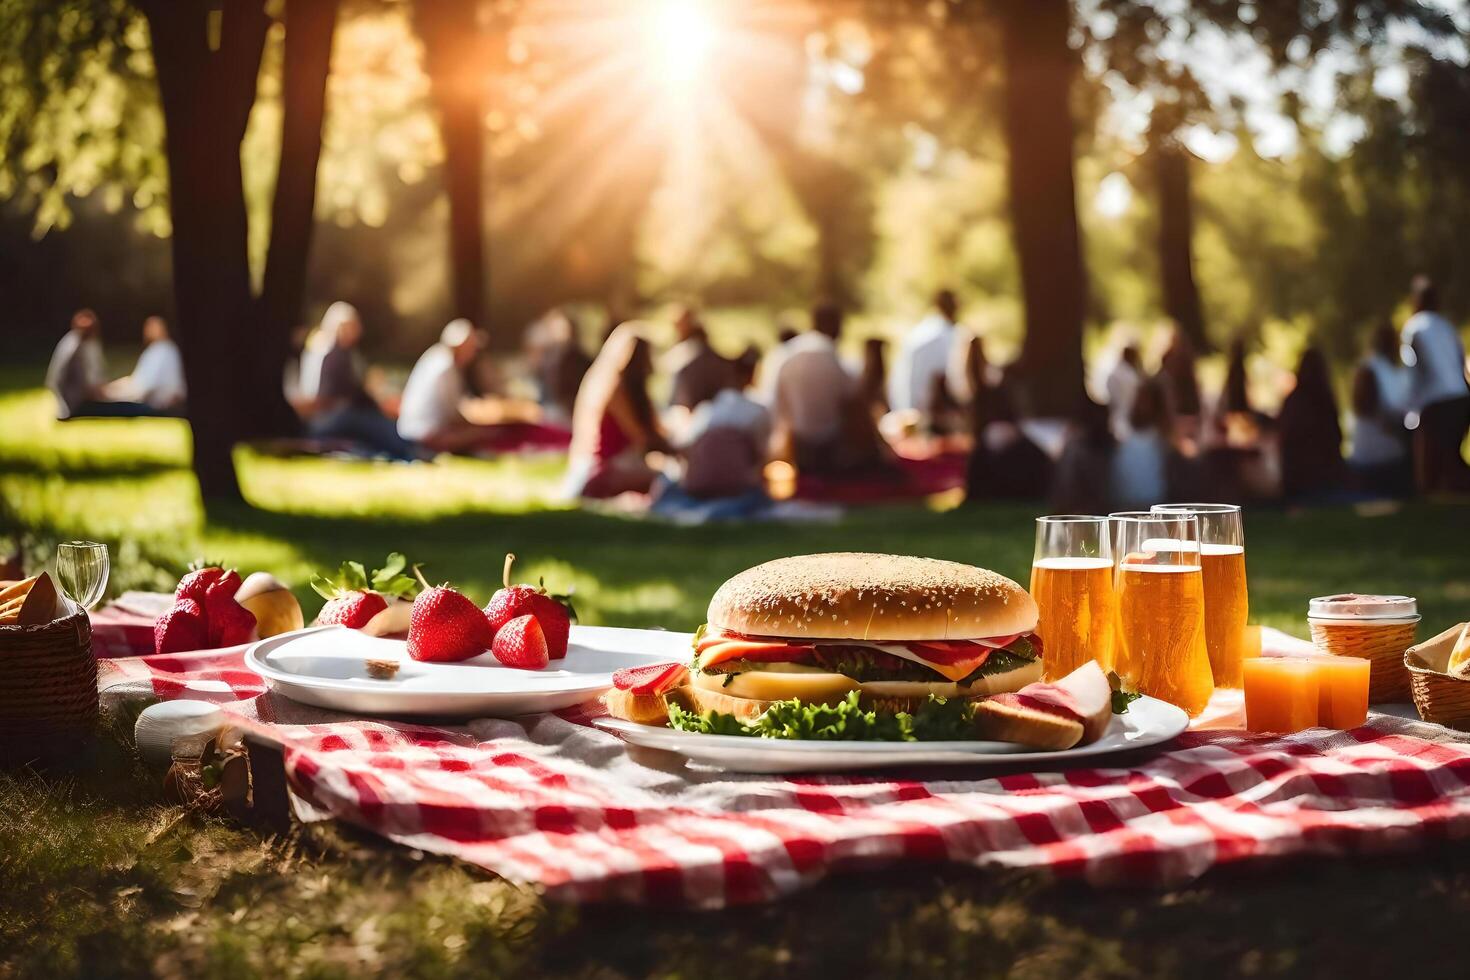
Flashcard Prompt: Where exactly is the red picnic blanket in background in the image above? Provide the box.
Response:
[96,608,1470,907]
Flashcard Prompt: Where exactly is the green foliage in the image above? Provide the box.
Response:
[311,551,420,601]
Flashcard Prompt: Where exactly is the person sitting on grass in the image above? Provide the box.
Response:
[1349,322,1413,498]
[103,316,186,415]
[1109,378,1174,511]
[565,322,669,499]
[1278,345,1348,503]
[46,308,168,420]
[297,302,415,460]
[665,307,735,411]
[396,318,492,454]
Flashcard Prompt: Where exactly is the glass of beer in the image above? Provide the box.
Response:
[1110,511,1214,717]
[1153,503,1248,688]
[1031,516,1115,678]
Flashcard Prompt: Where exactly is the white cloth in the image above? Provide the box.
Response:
[1350,354,1411,467]
[1105,358,1143,437]
[128,339,187,408]
[681,389,771,448]
[1402,311,1469,410]
[44,332,104,418]
[888,313,959,415]
[762,332,853,443]
[1110,430,1169,511]
[396,344,465,442]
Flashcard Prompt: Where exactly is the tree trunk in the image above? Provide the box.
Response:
[999,0,1087,417]
[1150,128,1209,351]
[141,0,271,502]
[253,0,341,438]
[417,0,486,327]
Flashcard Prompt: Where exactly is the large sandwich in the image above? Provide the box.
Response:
[685,553,1043,720]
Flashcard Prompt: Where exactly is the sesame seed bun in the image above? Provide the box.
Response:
[707,553,1037,642]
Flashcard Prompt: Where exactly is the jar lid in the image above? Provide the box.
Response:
[1308,594,1418,621]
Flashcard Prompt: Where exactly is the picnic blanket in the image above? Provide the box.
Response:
[95,607,1470,906]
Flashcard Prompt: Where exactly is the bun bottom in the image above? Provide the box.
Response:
[603,686,696,726]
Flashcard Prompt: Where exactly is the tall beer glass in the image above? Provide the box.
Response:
[1110,512,1214,717]
[1031,516,1115,678]
[1153,503,1248,688]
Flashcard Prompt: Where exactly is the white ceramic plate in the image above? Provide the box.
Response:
[246,624,691,718]
[594,696,1190,773]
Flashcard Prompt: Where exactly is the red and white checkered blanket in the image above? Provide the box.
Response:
[97,609,1470,906]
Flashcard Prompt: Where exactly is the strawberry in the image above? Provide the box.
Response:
[203,571,256,647]
[491,614,549,671]
[155,598,207,655]
[174,563,226,603]
[483,554,575,660]
[318,591,387,629]
[612,662,688,696]
[311,554,419,630]
[408,585,493,663]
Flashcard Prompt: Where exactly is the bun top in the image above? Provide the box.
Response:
[707,553,1037,642]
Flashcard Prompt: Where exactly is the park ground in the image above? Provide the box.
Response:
[4,366,1470,977]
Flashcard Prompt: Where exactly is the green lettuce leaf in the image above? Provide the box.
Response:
[667,691,980,742]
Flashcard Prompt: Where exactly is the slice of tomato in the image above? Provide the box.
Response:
[905,642,993,669]
[612,662,689,695]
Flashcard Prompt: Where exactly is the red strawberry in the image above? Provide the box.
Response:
[408,585,493,663]
[204,571,256,647]
[483,554,574,660]
[612,662,688,695]
[491,614,549,671]
[155,598,207,655]
[175,565,225,603]
[318,591,388,629]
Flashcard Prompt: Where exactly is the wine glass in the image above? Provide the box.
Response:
[55,541,109,611]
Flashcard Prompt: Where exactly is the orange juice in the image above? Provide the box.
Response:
[1031,557,1116,679]
[1244,659,1319,733]
[1313,656,1371,729]
[1199,544,1249,688]
[1116,562,1214,717]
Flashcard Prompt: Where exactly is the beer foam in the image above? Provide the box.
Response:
[1140,538,1242,557]
[1032,557,1113,570]
[1119,562,1201,574]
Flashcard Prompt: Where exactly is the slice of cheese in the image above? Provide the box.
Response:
[693,668,858,703]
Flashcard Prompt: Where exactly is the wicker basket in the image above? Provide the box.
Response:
[1406,623,1470,730]
[0,595,97,756]
[1309,618,1419,703]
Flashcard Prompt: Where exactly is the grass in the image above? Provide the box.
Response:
[4,373,1470,977]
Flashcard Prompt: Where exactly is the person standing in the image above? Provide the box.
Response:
[1401,276,1470,493]
[1104,344,1144,437]
[44,309,107,419]
[888,289,962,418]
[1278,346,1347,502]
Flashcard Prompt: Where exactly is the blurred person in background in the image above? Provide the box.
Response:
[765,302,861,475]
[1050,396,1116,514]
[299,302,414,460]
[45,308,107,419]
[965,381,1052,502]
[1278,346,1347,503]
[1109,378,1173,511]
[523,309,590,428]
[104,315,186,415]
[1156,326,1202,439]
[1401,276,1470,493]
[565,323,668,499]
[1349,323,1413,497]
[396,319,492,454]
[1105,344,1144,437]
[652,347,773,519]
[889,288,962,420]
[856,337,890,420]
[665,306,734,411]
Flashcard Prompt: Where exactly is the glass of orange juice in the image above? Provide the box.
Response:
[1110,511,1215,717]
[1152,503,1249,688]
[1031,516,1115,679]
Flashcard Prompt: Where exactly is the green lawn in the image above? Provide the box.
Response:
[5,376,1470,977]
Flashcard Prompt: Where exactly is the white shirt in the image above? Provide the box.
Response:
[762,332,853,443]
[1350,354,1411,466]
[1402,311,1469,409]
[681,388,771,448]
[1105,358,1142,437]
[1110,430,1169,511]
[888,313,958,415]
[397,344,465,441]
[129,339,187,408]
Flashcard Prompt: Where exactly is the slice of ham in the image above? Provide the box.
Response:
[612,662,690,696]
[984,660,1113,744]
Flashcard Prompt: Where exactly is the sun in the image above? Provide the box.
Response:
[642,0,719,86]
